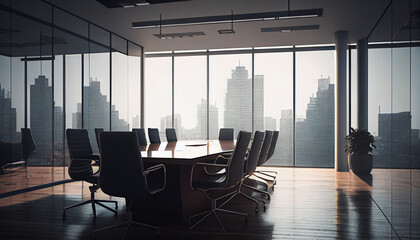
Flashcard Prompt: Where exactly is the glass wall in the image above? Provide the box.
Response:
[0,1,142,186]
[367,0,420,238]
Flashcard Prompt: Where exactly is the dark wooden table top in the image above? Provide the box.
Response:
[140,140,234,165]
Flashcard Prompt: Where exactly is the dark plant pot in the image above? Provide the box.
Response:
[349,154,373,175]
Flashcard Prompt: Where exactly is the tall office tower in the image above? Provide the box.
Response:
[70,79,128,151]
[225,66,263,136]
[0,84,18,142]
[53,106,65,166]
[72,104,82,129]
[254,75,264,131]
[132,115,140,129]
[375,111,417,168]
[160,114,181,140]
[276,109,293,165]
[111,105,129,130]
[196,98,219,140]
[30,75,53,165]
[264,116,276,131]
[295,76,334,167]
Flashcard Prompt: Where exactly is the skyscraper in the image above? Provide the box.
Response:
[225,66,263,136]
[30,75,53,165]
[276,109,293,165]
[72,79,129,150]
[295,76,335,167]
[0,83,18,142]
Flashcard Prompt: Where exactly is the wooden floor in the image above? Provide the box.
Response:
[0,167,397,239]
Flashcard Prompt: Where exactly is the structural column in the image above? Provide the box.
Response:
[335,31,348,172]
[357,39,368,130]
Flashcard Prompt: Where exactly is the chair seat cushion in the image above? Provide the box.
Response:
[192,174,227,190]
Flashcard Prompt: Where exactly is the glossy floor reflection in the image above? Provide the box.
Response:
[0,167,397,239]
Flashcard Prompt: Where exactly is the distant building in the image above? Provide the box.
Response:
[225,66,263,136]
[0,83,18,142]
[30,75,53,165]
[295,76,335,167]
[72,79,129,151]
[132,115,140,129]
[375,111,420,168]
[276,109,293,165]
[264,116,276,131]
[197,98,219,140]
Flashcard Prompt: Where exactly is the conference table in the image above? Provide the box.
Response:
[134,140,235,224]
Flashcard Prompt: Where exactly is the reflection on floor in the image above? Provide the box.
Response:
[0,167,399,239]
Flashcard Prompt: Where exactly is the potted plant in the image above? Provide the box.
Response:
[345,128,376,175]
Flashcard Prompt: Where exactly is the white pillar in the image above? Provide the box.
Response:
[357,39,368,130]
[335,31,349,172]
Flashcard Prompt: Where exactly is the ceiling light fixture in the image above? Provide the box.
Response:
[154,14,206,39]
[132,8,323,29]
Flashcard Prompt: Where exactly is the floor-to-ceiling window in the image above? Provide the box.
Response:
[295,50,335,167]
[144,57,172,141]
[174,55,207,140]
[254,52,293,166]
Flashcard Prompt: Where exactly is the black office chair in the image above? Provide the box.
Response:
[165,128,177,142]
[189,131,251,233]
[148,128,161,144]
[21,128,36,177]
[94,128,104,152]
[218,128,234,141]
[243,131,273,199]
[132,128,147,146]
[96,131,166,239]
[63,129,118,219]
[255,131,279,182]
[219,131,266,212]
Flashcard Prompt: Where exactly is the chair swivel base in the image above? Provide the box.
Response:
[63,194,118,219]
[95,211,159,240]
[189,194,248,234]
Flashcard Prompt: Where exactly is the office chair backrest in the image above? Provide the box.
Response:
[226,131,251,187]
[266,131,279,161]
[21,128,36,161]
[66,129,94,180]
[99,131,149,199]
[257,131,273,166]
[94,128,104,151]
[148,128,161,144]
[132,128,147,146]
[218,128,234,141]
[166,128,177,142]
[245,131,265,175]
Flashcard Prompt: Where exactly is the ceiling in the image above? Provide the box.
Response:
[45,0,389,52]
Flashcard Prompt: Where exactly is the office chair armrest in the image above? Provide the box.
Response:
[214,154,230,164]
[145,164,166,194]
[190,162,229,190]
[194,162,228,176]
